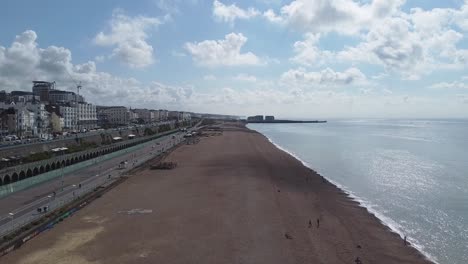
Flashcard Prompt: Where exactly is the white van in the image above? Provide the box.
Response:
[4,135,18,141]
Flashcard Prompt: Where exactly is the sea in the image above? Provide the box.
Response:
[248,119,468,264]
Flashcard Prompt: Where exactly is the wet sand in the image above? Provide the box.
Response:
[2,124,432,264]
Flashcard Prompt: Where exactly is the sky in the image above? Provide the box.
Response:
[0,0,468,119]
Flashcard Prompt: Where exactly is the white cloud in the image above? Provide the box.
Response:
[266,1,467,80]
[335,12,468,79]
[234,73,257,82]
[93,9,162,68]
[203,74,216,80]
[280,67,368,88]
[184,33,262,66]
[263,9,284,24]
[271,0,404,35]
[429,81,468,89]
[213,0,260,25]
[290,33,334,66]
[0,30,195,110]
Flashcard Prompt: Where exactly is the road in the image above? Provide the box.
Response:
[0,121,175,150]
[0,130,186,238]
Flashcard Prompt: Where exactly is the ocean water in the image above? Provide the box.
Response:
[248,120,468,264]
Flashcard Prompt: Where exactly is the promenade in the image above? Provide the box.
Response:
[0,131,185,238]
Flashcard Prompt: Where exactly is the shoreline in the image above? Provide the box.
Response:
[248,125,437,264]
[1,123,434,264]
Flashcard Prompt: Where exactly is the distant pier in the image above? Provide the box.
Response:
[245,115,326,124]
[246,120,326,124]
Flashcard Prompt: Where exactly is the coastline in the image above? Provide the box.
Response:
[1,123,434,264]
[249,125,438,264]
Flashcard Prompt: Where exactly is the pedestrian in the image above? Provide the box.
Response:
[108,174,111,179]
[308,220,312,228]
[79,183,82,188]
[355,257,362,264]
[317,218,320,228]
[404,235,407,246]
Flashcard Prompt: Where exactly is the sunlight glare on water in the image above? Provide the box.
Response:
[249,119,468,264]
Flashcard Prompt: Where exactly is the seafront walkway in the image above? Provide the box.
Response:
[0,131,186,238]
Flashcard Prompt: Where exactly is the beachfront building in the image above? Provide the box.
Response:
[0,101,50,137]
[150,110,160,122]
[9,91,38,103]
[129,110,139,123]
[168,111,179,120]
[32,81,54,102]
[265,116,275,121]
[133,108,151,123]
[49,90,84,104]
[98,106,131,126]
[159,109,168,121]
[78,103,97,130]
[58,104,77,130]
[15,108,36,137]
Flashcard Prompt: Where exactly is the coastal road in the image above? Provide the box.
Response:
[0,131,186,237]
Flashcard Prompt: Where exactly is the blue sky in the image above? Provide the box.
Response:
[1,0,468,118]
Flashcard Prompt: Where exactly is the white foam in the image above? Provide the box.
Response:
[251,127,440,264]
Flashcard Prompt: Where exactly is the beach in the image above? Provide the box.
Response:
[1,123,432,264]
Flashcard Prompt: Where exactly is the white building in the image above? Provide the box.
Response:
[150,110,160,122]
[157,110,168,121]
[100,106,131,125]
[0,101,49,137]
[133,108,151,123]
[16,108,35,137]
[78,103,97,130]
[58,105,77,130]
[181,112,191,121]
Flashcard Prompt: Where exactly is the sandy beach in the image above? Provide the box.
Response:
[1,123,433,264]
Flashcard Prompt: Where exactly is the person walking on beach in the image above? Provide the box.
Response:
[317,218,320,228]
[308,220,312,228]
[404,235,407,246]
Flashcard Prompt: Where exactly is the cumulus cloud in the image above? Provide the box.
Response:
[336,13,468,79]
[213,0,260,25]
[184,33,262,66]
[264,1,467,80]
[0,30,195,110]
[263,9,284,24]
[94,9,162,68]
[271,0,404,35]
[280,67,368,88]
[290,33,334,66]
